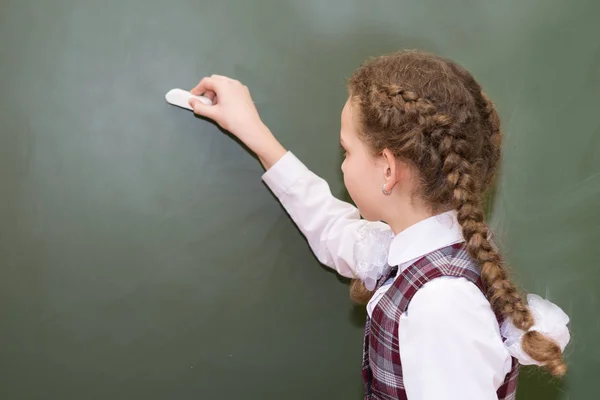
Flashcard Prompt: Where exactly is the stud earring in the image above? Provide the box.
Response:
[382,183,392,195]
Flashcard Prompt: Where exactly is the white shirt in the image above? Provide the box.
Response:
[262,151,513,400]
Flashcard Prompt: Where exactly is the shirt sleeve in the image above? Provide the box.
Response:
[261,151,391,280]
[399,277,513,400]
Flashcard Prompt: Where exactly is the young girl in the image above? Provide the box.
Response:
[186,50,570,399]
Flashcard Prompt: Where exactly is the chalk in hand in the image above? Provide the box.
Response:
[165,88,213,111]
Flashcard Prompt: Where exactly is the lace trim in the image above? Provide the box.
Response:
[353,225,394,290]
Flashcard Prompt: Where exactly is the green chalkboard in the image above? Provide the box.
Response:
[1,0,598,399]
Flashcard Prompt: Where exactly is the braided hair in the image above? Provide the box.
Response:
[347,50,566,377]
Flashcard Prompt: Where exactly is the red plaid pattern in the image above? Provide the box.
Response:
[362,243,520,400]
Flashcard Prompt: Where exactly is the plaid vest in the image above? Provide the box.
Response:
[361,243,520,400]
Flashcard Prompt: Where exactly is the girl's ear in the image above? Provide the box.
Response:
[381,148,401,192]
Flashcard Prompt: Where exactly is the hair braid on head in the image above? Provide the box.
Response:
[347,86,444,306]
[347,88,456,304]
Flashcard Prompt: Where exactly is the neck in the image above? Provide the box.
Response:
[387,212,434,236]
[383,197,439,235]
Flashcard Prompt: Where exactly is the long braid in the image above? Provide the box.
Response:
[433,92,567,377]
[396,84,568,376]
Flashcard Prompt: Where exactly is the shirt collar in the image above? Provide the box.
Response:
[387,210,464,271]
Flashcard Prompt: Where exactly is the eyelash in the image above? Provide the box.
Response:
[340,144,347,157]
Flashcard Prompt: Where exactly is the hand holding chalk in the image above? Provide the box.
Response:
[184,75,286,168]
[186,76,266,137]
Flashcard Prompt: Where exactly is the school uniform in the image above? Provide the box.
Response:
[261,151,569,400]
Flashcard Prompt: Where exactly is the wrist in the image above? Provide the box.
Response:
[250,124,286,170]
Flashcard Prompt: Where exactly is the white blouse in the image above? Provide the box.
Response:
[262,151,513,400]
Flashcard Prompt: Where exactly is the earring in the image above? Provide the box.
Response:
[382,183,392,195]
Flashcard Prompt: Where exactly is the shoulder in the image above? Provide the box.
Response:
[404,276,499,332]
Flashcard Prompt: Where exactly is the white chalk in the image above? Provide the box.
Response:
[165,88,213,111]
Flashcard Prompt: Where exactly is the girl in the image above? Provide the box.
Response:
[186,50,570,399]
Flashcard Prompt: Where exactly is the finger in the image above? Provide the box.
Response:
[190,76,221,96]
[202,90,216,102]
[189,98,217,119]
[190,77,211,95]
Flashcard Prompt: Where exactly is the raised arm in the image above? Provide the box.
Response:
[187,75,393,284]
